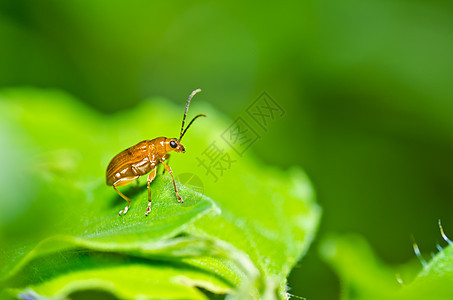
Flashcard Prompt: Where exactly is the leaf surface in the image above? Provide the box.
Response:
[320,234,453,300]
[0,88,320,299]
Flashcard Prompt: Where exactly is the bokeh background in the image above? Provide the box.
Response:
[1,1,453,299]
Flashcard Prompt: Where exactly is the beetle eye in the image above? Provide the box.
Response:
[170,140,177,148]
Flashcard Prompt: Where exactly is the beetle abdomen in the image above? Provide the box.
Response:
[106,165,135,186]
[106,140,156,186]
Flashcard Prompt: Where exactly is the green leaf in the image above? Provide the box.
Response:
[5,250,232,300]
[185,168,320,297]
[401,241,453,300]
[319,234,401,300]
[319,234,453,300]
[2,236,264,299]
[0,174,218,278]
[0,87,320,299]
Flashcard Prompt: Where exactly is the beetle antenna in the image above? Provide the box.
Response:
[180,89,202,139]
[180,114,206,141]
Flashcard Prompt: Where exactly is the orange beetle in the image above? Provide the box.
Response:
[106,89,205,216]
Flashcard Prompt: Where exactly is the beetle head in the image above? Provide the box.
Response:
[166,138,185,153]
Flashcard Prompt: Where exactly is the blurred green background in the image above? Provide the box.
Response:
[1,0,453,299]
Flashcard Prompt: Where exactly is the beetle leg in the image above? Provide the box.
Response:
[145,168,157,216]
[162,154,170,174]
[113,185,132,215]
[162,162,183,203]
[112,176,139,215]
